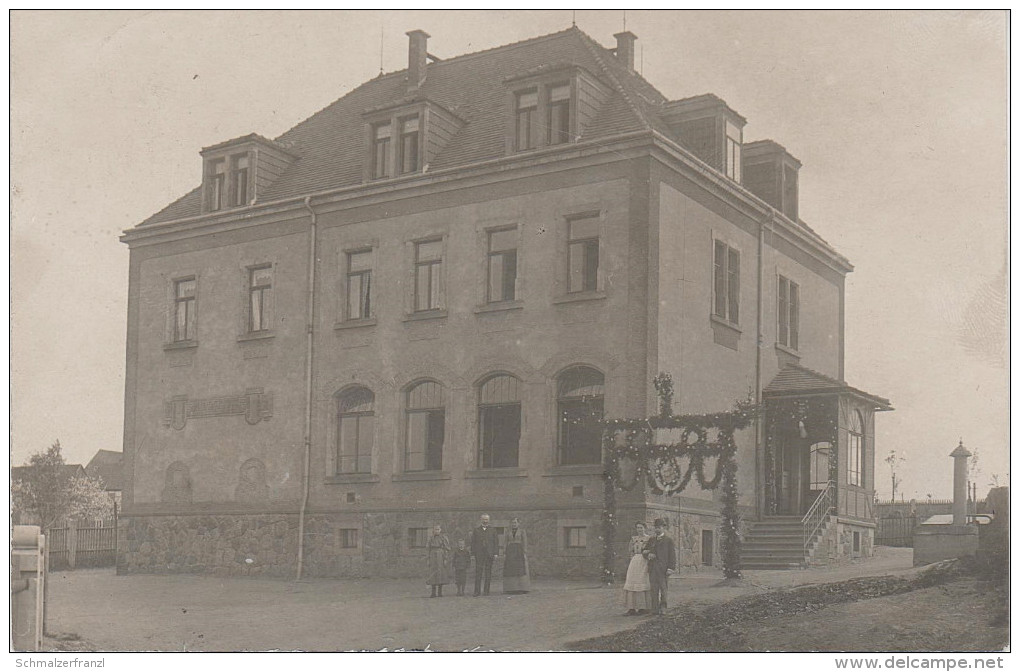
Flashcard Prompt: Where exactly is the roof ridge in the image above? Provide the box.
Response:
[573,28,654,133]
[418,25,580,68]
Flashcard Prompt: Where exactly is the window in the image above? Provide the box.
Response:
[568,216,599,293]
[206,159,226,211]
[778,276,800,350]
[713,240,740,324]
[339,529,359,549]
[372,122,391,179]
[848,411,865,487]
[414,239,444,312]
[405,381,445,471]
[172,278,196,342]
[725,120,742,182]
[547,83,571,145]
[557,366,605,465]
[701,529,714,566]
[346,250,373,320]
[336,387,374,474]
[247,266,274,333]
[809,442,832,490]
[398,116,420,174]
[564,526,588,548]
[231,154,249,206]
[478,374,522,468]
[408,527,430,549]
[515,89,538,151]
[486,228,517,303]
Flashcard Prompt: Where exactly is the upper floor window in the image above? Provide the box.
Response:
[231,154,250,206]
[778,275,800,350]
[557,366,605,466]
[487,228,517,303]
[173,278,196,342]
[713,240,740,324]
[346,249,373,320]
[372,122,391,179]
[248,265,274,333]
[336,387,374,475]
[398,116,420,174]
[206,159,226,211]
[478,374,522,469]
[414,239,444,312]
[515,89,538,151]
[725,120,742,182]
[547,83,571,145]
[406,380,445,472]
[848,411,864,487]
[568,215,599,293]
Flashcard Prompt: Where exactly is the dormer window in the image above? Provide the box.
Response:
[231,154,250,206]
[547,83,571,145]
[398,116,420,174]
[515,90,538,151]
[372,122,392,179]
[725,121,742,183]
[206,159,226,211]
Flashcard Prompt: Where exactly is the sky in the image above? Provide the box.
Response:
[10,10,1008,501]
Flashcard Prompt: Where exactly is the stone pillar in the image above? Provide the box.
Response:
[951,441,971,526]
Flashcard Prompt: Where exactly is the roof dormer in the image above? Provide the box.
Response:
[199,134,297,214]
[503,63,611,154]
[742,140,802,222]
[662,94,746,183]
[362,99,464,181]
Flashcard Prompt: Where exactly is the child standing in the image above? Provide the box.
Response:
[452,539,472,596]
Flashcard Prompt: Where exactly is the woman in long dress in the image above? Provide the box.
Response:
[426,524,451,597]
[622,521,651,615]
[501,517,531,594]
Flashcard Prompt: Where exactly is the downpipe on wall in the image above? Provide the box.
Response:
[754,210,771,519]
[297,196,317,580]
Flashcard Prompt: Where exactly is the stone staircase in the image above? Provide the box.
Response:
[742,515,831,569]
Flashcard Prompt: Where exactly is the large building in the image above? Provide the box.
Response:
[118,26,890,578]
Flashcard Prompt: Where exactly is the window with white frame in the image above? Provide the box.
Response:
[778,275,800,350]
[336,387,374,475]
[247,265,274,333]
[346,249,373,320]
[515,89,538,151]
[713,240,740,324]
[206,159,226,211]
[405,380,445,472]
[478,374,522,469]
[725,120,742,182]
[172,277,196,343]
[398,116,420,175]
[567,215,599,294]
[230,154,250,206]
[414,239,444,312]
[848,411,865,487]
[486,228,517,303]
[372,122,391,179]
[547,83,571,145]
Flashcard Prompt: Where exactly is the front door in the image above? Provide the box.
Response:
[775,434,806,515]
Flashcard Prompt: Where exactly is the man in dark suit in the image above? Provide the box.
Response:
[470,513,499,596]
[643,518,677,615]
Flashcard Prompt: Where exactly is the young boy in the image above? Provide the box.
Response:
[452,539,472,596]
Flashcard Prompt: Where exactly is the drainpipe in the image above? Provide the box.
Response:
[296,196,317,580]
[754,211,770,519]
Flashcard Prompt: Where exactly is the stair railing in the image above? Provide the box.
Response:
[802,481,834,554]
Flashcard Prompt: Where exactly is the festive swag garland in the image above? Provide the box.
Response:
[600,374,756,583]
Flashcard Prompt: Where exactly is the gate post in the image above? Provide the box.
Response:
[67,518,78,570]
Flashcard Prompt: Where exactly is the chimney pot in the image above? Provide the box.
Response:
[614,31,637,70]
[406,29,430,91]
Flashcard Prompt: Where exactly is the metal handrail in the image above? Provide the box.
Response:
[802,481,834,553]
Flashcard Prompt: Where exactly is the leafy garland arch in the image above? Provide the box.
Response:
[600,374,757,582]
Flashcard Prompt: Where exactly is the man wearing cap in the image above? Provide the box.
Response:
[642,518,677,615]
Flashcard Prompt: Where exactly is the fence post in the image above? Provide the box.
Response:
[67,518,77,570]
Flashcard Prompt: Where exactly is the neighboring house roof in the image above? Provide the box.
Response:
[86,450,124,492]
[763,364,893,411]
[12,463,87,484]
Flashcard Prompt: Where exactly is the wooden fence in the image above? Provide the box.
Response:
[875,515,918,547]
[47,518,117,569]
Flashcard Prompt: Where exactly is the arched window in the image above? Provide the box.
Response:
[478,374,522,468]
[847,410,864,487]
[406,380,445,472]
[556,366,605,465]
[337,387,374,474]
[809,442,832,491]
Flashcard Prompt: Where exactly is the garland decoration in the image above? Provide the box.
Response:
[600,373,756,583]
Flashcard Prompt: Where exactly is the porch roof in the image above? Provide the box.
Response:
[763,364,893,411]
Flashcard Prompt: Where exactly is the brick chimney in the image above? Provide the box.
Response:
[406,30,430,91]
[614,31,637,70]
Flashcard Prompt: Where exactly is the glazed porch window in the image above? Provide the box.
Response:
[336,387,374,474]
[478,374,522,469]
[556,365,605,465]
[848,411,865,487]
[486,228,517,303]
[405,380,445,472]
[346,249,373,320]
[173,278,196,342]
